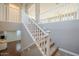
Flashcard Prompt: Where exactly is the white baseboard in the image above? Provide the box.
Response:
[59,48,79,56]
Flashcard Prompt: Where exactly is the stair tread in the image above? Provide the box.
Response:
[54,51,62,56]
[50,45,58,56]
[50,42,54,48]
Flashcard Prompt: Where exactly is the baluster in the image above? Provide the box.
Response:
[38,30,41,41]
[67,13,69,20]
[29,20,33,33]
[64,14,66,21]
[72,12,74,20]
[55,16,56,22]
[35,26,37,38]
[54,17,56,22]
[33,25,36,39]
[40,30,42,41]
[68,13,69,20]
[56,16,59,22]
[30,21,33,33]
[73,12,77,20]
[66,14,68,21]
[60,16,61,21]
[62,15,63,21]
[59,16,60,21]
[46,35,50,55]
[71,13,73,20]
[63,14,65,21]
[76,11,78,20]
[37,28,39,41]
[59,15,61,21]
[71,12,73,20]
[61,15,63,21]
[62,14,66,21]
[63,14,66,21]
[36,28,39,41]
[42,37,45,54]
[38,28,40,41]
[59,16,61,21]
[69,13,71,20]
[28,19,31,31]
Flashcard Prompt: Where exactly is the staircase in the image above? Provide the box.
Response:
[22,14,60,56]
[21,44,43,56]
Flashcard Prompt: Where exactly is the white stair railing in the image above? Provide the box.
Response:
[22,14,51,56]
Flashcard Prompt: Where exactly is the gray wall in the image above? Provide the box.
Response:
[0,21,34,51]
[40,20,79,54]
[0,21,21,42]
[6,31,17,42]
[21,24,34,51]
[0,21,21,31]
